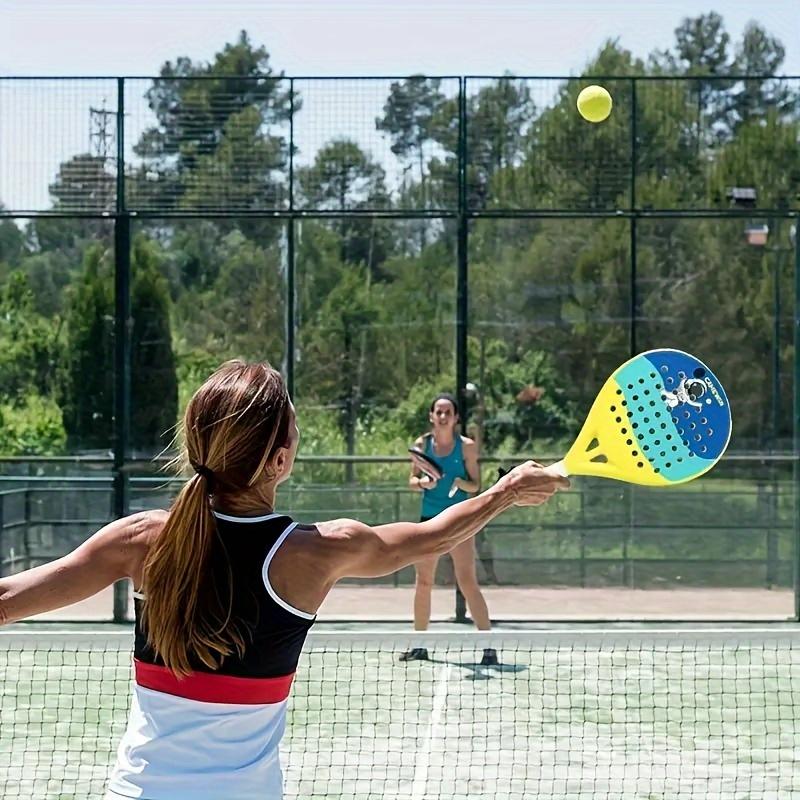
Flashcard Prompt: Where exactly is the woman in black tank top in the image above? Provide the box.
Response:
[0,360,568,799]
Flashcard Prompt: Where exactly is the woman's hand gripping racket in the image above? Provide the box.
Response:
[408,447,465,497]
[408,447,444,489]
[500,349,731,486]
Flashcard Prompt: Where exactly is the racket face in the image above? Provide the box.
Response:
[408,447,444,480]
[564,349,731,486]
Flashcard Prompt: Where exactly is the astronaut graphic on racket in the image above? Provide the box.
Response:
[661,375,706,411]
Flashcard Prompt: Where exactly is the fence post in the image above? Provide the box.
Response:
[285,77,296,397]
[112,76,131,624]
[393,489,401,587]
[793,222,800,619]
[23,489,32,570]
[624,486,635,588]
[629,77,638,358]
[453,76,469,624]
[0,494,4,577]
[760,479,778,588]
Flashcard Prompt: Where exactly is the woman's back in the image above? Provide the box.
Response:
[108,512,315,800]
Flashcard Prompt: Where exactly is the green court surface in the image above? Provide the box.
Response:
[1,629,799,799]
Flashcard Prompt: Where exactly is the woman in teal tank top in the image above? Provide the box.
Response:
[403,393,497,665]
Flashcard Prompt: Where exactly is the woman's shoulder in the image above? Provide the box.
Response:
[122,509,170,555]
[459,435,476,448]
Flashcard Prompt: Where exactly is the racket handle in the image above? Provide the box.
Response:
[447,481,458,498]
[497,460,569,480]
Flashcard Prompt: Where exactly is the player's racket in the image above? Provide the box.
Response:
[500,349,731,487]
[408,447,444,482]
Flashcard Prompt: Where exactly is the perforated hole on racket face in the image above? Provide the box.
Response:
[609,350,730,479]
[661,368,714,464]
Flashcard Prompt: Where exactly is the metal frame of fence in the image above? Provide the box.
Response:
[1,75,799,621]
[0,454,796,582]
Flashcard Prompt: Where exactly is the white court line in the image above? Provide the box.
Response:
[411,663,452,800]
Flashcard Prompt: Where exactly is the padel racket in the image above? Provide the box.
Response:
[408,447,444,482]
[501,349,731,487]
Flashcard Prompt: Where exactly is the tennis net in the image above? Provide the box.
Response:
[1,628,799,799]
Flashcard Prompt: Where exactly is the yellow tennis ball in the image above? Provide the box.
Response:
[577,85,613,123]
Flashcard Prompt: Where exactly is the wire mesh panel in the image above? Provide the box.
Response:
[293,78,461,211]
[0,79,118,214]
[636,217,795,450]
[465,77,634,212]
[124,77,291,212]
[1,629,799,799]
[293,215,457,458]
[635,77,800,211]
[467,216,632,452]
[1,76,798,215]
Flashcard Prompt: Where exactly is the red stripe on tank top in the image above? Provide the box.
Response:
[134,659,295,704]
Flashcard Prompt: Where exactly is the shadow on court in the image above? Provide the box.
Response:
[426,655,528,681]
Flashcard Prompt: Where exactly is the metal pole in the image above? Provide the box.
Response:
[629,78,638,358]
[630,77,637,211]
[793,221,800,620]
[456,76,469,412]
[285,78,296,396]
[630,217,638,357]
[113,77,131,624]
[286,220,295,397]
[454,76,469,623]
[773,219,781,445]
[0,494,4,577]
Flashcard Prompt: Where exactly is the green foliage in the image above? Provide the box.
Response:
[60,238,179,454]
[130,237,179,454]
[48,154,116,212]
[170,225,286,369]
[131,30,291,216]
[376,76,446,180]
[0,271,63,405]
[60,245,115,450]
[470,340,579,452]
[298,139,394,273]
[0,215,25,266]
[0,394,66,456]
[175,350,222,414]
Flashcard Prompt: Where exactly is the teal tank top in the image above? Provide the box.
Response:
[420,435,469,518]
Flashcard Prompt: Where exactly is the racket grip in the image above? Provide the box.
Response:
[447,481,458,498]
[546,460,568,477]
[497,460,568,479]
